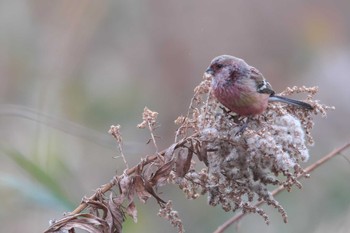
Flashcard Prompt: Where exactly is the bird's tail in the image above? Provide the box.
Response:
[269,95,313,110]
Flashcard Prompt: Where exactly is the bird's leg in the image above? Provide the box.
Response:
[235,117,250,136]
[219,105,248,135]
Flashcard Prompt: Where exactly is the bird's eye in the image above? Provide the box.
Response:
[215,64,223,69]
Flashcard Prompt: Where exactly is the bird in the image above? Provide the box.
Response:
[205,55,313,116]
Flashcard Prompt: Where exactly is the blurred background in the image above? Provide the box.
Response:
[1,0,349,232]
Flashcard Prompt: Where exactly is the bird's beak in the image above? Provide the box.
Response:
[205,67,214,75]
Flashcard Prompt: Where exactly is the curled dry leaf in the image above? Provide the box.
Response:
[175,148,193,178]
[118,174,134,203]
[149,159,175,186]
[133,175,152,203]
[126,201,138,223]
[83,198,108,219]
[46,196,125,233]
[107,194,126,233]
[164,143,177,162]
[133,175,166,205]
[45,214,109,233]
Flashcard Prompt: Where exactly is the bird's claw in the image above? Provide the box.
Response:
[235,117,250,136]
[219,106,249,136]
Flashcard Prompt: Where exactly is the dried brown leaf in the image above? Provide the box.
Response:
[126,201,138,223]
[83,199,108,219]
[45,214,109,233]
[133,175,151,203]
[118,174,135,203]
[143,179,166,205]
[164,143,177,161]
[175,148,193,177]
[149,159,175,186]
[133,175,166,205]
[107,194,125,233]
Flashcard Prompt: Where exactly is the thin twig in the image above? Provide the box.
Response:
[148,121,159,153]
[109,125,129,169]
[174,94,198,143]
[213,141,350,233]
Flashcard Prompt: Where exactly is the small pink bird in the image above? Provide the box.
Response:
[205,55,313,116]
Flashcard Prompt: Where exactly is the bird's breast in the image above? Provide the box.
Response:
[213,85,270,116]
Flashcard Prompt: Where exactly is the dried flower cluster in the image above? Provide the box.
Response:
[45,74,333,233]
[170,75,333,225]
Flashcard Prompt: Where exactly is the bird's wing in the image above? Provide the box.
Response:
[249,66,275,95]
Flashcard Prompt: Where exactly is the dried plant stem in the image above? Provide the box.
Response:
[109,125,129,169]
[213,141,350,233]
[148,121,160,153]
[69,134,196,215]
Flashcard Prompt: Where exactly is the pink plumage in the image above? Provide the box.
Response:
[205,55,312,116]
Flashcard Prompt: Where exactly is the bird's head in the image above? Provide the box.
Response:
[205,55,249,85]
